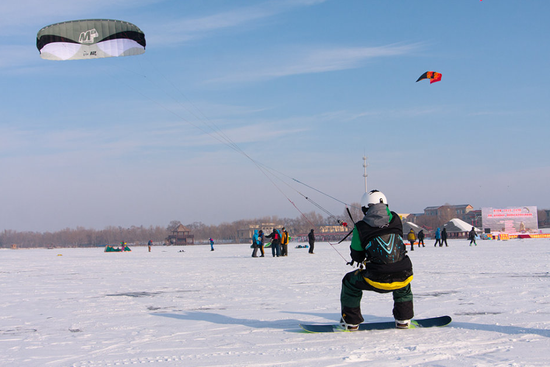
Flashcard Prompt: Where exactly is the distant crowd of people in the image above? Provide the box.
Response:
[406,226,478,251]
[131,225,479,257]
[207,224,478,257]
[248,227,316,257]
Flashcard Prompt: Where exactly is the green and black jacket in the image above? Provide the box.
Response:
[350,203,413,291]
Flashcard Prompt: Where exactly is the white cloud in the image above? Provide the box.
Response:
[147,0,329,45]
[206,44,420,84]
[0,114,307,167]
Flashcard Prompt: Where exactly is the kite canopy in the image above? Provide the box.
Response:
[416,71,442,84]
[37,19,146,60]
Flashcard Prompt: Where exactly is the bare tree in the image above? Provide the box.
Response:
[538,210,548,228]
[167,220,182,232]
[343,203,363,224]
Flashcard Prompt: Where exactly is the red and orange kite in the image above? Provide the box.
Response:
[416,71,442,84]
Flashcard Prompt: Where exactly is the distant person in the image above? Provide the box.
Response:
[468,227,477,246]
[148,240,152,252]
[258,230,265,257]
[433,228,442,247]
[308,229,315,254]
[407,229,416,251]
[251,230,260,257]
[266,229,281,257]
[417,230,425,247]
[209,238,215,251]
[441,228,448,247]
[281,227,289,256]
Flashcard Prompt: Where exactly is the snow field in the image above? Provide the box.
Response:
[1,238,549,366]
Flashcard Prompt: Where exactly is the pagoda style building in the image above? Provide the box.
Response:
[165,224,194,245]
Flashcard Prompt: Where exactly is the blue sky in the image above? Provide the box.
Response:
[1,0,549,232]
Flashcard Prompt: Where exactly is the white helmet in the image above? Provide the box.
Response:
[361,190,387,210]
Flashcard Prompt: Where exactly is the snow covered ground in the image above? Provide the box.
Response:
[1,238,550,366]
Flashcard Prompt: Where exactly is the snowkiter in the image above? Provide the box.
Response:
[468,227,477,246]
[251,230,260,257]
[340,190,414,330]
[417,230,425,247]
[407,229,416,251]
[266,229,281,257]
[308,229,315,254]
[441,228,449,247]
[433,228,442,247]
[281,228,289,256]
[258,230,265,257]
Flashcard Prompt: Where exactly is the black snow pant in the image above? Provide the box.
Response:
[340,269,413,325]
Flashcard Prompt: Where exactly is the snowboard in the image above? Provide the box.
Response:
[299,315,451,333]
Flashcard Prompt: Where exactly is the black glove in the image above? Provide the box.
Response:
[350,248,366,263]
[346,260,364,269]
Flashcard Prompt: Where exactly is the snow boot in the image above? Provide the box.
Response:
[395,319,411,329]
[339,317,359,331]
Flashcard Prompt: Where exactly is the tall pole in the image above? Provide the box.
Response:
[363,156,368,193]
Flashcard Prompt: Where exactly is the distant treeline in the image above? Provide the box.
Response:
[0,209,358,249]
[0,225,168,249]
[4,205,548,249]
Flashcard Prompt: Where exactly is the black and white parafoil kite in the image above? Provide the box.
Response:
[36,19,146,60]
